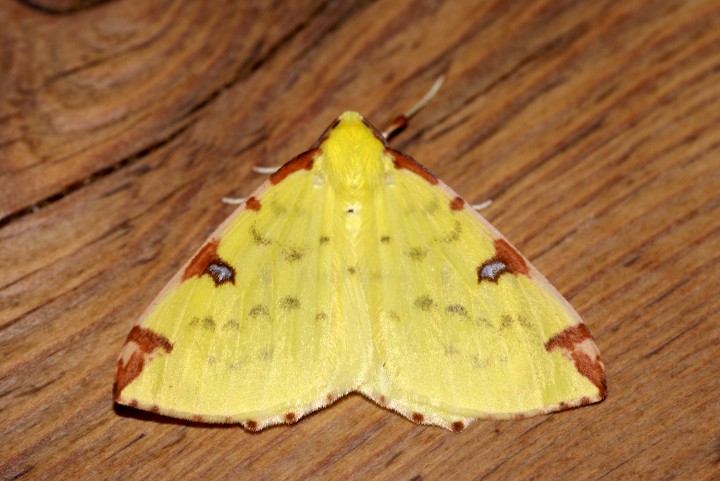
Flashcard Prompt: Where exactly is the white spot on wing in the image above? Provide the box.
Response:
[481,261,507,281]
[208,263,233,283]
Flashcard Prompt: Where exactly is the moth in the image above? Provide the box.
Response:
[115,96,606,431]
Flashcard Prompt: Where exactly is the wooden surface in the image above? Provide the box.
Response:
[1,0,718,479]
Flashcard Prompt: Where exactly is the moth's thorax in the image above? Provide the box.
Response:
[317,112,390,199]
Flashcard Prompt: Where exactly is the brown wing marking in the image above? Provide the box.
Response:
[115,326,173,400]
[477,239,530,283]
[387,149,438,185]
[545,323,607,398]
[182,239,236,286]
[269,149,319,185]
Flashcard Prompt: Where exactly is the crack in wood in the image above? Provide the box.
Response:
[0,123,192,230]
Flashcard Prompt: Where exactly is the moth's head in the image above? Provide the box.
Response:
[319,111,386,150]
[316,111,390,194]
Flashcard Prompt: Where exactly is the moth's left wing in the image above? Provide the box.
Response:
[115,151,364,429]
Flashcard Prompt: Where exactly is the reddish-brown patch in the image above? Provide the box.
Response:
[381,115,408,140]
[150,405,160,414]
[224,416,234,423]
[545,324,607,398]
[411,412,425,423]
[245,420,258,431]
[269,149,319,185]
[326,393,335,403]
[388,149,438,185]
[129,400,138,408]
[182,239,220,281]
[450,196,465,211]
[514,413,526,420]
[477,239,531,284]
[127,325,173,354]
[570,351,606,396]
[284,412,297,423]
[115,326,174,400]
[181,239,236,286]
[451,421,465,432]
[245,196,261,211]
[545,323,592,350]
[378,395,387,405]
[115,352,144,400]
[494,239,529,276]
[192,415,204,423]
[559,402,570,410]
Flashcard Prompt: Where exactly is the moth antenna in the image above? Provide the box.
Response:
[222,196,245,205]
[382,74,445,140]
[472,199,493,211]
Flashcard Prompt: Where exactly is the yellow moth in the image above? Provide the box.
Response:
[115,102,606,432]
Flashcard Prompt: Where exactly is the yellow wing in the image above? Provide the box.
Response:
[115,111,605,431]
[357,151,605,430]
[115,148,368,430]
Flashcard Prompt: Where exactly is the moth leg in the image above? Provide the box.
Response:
[471,199,492,211]
[252,165,281,174]
[222,164,283,204]
[222,196,245,205]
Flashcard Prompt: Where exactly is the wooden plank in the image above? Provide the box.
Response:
[1,0,718,479]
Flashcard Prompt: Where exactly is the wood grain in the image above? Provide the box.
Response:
[1,0,718,479]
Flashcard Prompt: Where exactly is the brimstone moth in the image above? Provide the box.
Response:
[114,110,606,431]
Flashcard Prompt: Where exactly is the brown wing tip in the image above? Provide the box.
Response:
[545,323,607,399]
[114,327,173,399]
